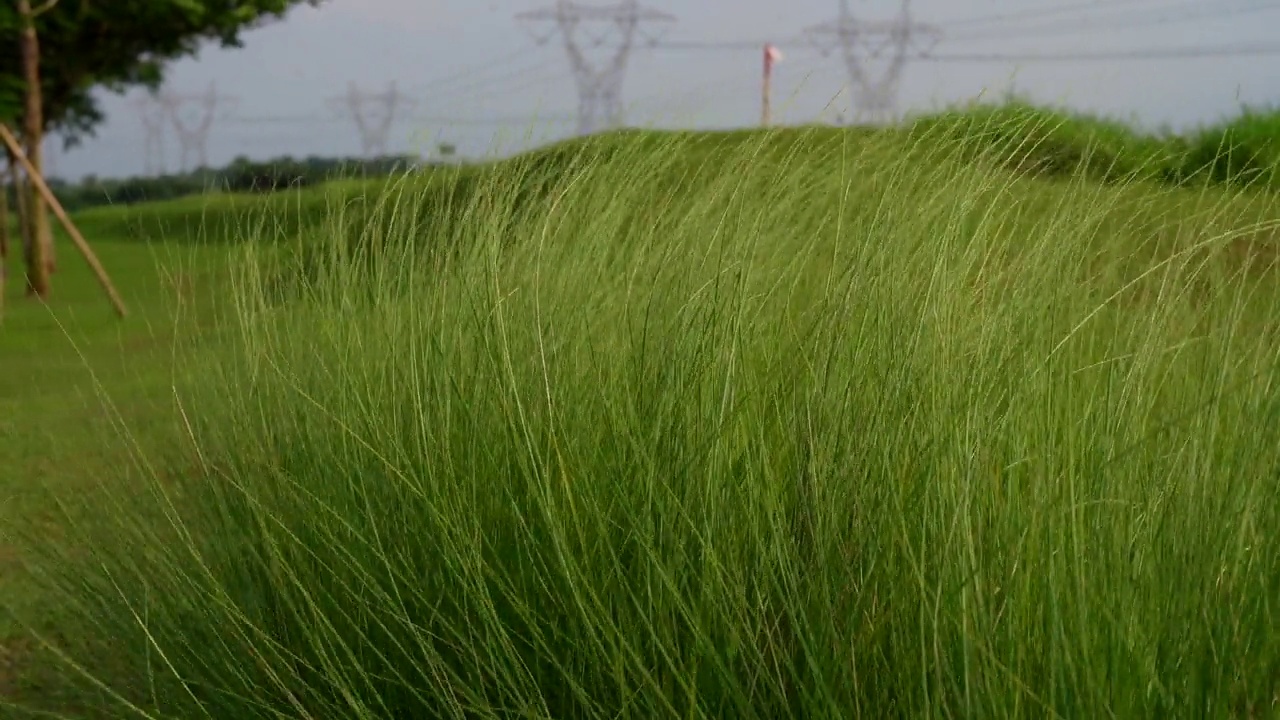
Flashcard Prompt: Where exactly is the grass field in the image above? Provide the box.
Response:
[1,113,1279,718]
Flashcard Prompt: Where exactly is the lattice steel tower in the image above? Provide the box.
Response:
[133,92,169,175]
[160,83,237,171]
[327,81,414,157]
[517,0,674,135]
[806,0,941,124]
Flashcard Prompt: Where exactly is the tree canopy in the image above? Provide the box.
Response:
[0,0,326,146]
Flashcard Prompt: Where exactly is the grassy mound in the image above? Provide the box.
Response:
[10,124,1280,718]
[48,99,1280,223]
[910,100,1186,184]
[59,101,1280,255]
[1182,106,1280,188]
[912,99,1280,192]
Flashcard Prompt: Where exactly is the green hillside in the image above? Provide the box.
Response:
[2,112,1278,718]
[40,101,1280,220]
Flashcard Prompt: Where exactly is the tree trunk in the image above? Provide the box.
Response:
[18,0,51,298]
[36,138,55,274]
[0,178,8,261]
[0,167,8,317]
[8,149,34,295]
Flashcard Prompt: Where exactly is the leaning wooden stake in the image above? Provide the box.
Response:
[0,123,127,317]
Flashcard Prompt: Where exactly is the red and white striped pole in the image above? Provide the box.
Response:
[762,43,783,126]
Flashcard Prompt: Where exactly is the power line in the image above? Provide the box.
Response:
[418,57,568,107]
[650,36,1280,62]
[942,0,1280,43]
[405,45,543,95]
[625,64,753,118]
[647,1,1173,51]
[920,40,1280,62]
[651,0,1280,51]
[227,113,576,126]
[251,61,570,132]
[655,38,804,50]
[931,0,1173,30]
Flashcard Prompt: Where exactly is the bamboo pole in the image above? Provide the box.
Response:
[0,123,127,317]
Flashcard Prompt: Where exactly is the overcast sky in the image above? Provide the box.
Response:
[45,0,1280,181]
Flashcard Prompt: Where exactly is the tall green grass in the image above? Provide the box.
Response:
[913,99,1280,192]
[1183,105,1280,189]
[13,113,1280,718]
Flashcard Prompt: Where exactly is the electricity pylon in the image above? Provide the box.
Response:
[806,0,941,124]
[133,92,169,175]
[517,0,674,135]
[327,81,414,157]
[160,82,238,171]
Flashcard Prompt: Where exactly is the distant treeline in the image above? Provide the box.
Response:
[37,154,424,212]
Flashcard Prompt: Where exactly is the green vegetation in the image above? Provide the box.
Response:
[2,106,1279,717]
[912,99,1280,191]
[0,0,329,299]
[0,0,328,141]
[44,154,424,212]
[41,100,1280,217]
[1182,105,1280,188]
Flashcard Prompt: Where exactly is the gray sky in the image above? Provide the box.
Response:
[45,0,1280,181]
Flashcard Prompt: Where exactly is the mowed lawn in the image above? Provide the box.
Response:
[0,225,227,692]
[0,125,1278,717]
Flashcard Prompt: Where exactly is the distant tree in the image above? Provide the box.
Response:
[0,0,328,298]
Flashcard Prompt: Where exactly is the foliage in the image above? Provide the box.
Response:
[908,98,1280,192]
[1180,104,1280,188]
[0,73,21,125]
[35,153,420,212]
[0,0,327,146]
[909,98,1185,183]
